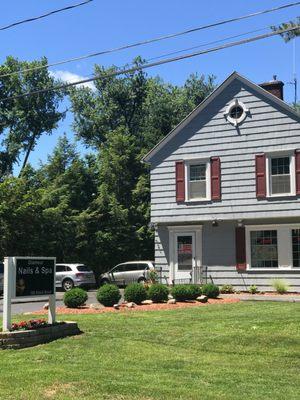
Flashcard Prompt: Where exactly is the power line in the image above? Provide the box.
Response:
[0,1,299,79]
[0,0,93,32]
[1,25,299,102]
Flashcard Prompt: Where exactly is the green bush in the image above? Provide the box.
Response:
[124,283,147,304]
[271,279,290,294]
[97,284,121,307]
[202,283,220,299]
[63,288,88,308]
[147,283,169,303]
[170,285,190,301]
[220,284,235,294]
[187,284,202,300]
[249,285,258,294]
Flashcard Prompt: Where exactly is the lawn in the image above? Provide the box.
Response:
[0,302,299,400]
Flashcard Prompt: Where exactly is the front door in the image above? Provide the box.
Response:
[174,232,195,283]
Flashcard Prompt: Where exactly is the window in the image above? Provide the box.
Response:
[56,265,66,272]
[186,160,210,201]
[177,235,193,271]
[224,100,248,126]
[270,156,291,195]
[250,230,278,268]
[77,265,92,272]
[292,229,300,267]
[266,153,295,197]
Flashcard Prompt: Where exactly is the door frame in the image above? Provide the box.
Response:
[168,225,203,285]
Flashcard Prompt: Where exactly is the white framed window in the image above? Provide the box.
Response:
[185,159,211,201]
[246,224,300,270]
[224,99,248,126]
[266,151,295,197]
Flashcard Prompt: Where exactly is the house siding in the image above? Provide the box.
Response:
[150,79,300,224]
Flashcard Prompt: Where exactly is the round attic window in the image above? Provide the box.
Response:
[224,100,248,126]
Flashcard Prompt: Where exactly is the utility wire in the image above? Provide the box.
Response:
[1,25,298,102]
[0,0,93,32]
[0,0,299,79]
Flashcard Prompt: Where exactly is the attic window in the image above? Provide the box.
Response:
[224,99,248,126]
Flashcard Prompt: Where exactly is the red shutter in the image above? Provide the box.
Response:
[175,161,185,202]
[235,226,246,271]
[255,154,266,199]
[295,150,300,195]
[210,157,221,200]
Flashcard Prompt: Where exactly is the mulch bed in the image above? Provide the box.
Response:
[30,298,239,315]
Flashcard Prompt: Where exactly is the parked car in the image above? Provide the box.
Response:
[56,263,96,291]
[0,262,3,295]
[99,261,155,286]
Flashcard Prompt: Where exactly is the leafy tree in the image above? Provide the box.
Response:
[271,18,300,41]
[0,56,65,177]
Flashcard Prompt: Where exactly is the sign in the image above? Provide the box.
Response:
[2,257,56,332]
[15,258,55,297]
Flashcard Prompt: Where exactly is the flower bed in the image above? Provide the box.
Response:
[11,319,48,331]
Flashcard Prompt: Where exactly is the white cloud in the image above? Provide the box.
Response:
[50,70,96,90]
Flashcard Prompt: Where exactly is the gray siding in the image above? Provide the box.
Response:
[150,79,300,224]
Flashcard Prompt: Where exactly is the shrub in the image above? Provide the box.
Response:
[201,283,220,299]
[97,284,121,307]
[187,284,202,300]
[220,284,235,294]
[124,283,147,304]
[63,288,88,308]
[249,285,258,294]
[170,285,190,301]
[271,279,290,294]
[147,283,169,303]
[148,269,159,284]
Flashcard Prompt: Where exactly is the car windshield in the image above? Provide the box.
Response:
[77,266,92,272]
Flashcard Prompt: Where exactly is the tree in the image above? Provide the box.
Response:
[271,18,300,42]
[0,56,65,178]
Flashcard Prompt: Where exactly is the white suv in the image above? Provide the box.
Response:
[56,263,96,291]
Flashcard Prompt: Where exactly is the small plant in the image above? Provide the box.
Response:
[248,285,258,294]
[271,279,290,294]
[11,319,48,331]
[220,284,235,294]
[63,288,88,308]
[187,284,202,300]
[124,283,147,304]
[201,283,220,299]
[97,284,121,307]
[148,269,159,284]
[147,283,169,303]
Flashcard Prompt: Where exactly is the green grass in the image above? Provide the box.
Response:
[0,302,300,400]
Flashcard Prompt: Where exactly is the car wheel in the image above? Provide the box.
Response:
[62,279,74,292]
[100,279,110,286]
[138,277,146,285]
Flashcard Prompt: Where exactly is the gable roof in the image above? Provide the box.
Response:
[142,71,300,163]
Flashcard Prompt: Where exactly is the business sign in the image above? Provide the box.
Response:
[2,257,56,331]
[15,258,55,297]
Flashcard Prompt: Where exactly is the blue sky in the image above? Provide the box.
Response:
[1,0,299,172]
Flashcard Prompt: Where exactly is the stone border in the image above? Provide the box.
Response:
[0,321,81,349]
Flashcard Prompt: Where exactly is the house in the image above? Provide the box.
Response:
[142,72,300,292]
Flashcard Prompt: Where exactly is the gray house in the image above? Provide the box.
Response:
[143,72,300,292]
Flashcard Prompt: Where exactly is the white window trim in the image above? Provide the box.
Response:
[224,99,248,126]
[266,150,296,198]
[245,223,300,271]
[185,159,211,202]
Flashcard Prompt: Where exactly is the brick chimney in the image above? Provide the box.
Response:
[259,75,284,100]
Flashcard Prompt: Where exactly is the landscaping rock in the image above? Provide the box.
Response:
[168,294,174,300]
[126,302,136,308]
[43,302,49,310]
[141,300,153,305]
[113,304,120,310]
[167,299,176,304]
[89,303,104,310]
[196,295,208,303]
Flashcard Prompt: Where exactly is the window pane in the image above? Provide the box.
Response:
[271,157,291,195]
[271,175,291,194]
[271,157,290,175]
[177,236,193,271]
[190,164,206,181]
[229,106,243,119]
[77,265,92,272]
[250,230,278,268]
[292,229,300,267]
[190,181,206,199]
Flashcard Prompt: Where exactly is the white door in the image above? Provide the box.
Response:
[174,232,195,282]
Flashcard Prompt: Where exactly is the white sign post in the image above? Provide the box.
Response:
[2,256,56,332]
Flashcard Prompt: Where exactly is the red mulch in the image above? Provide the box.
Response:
[30,298,240,315]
